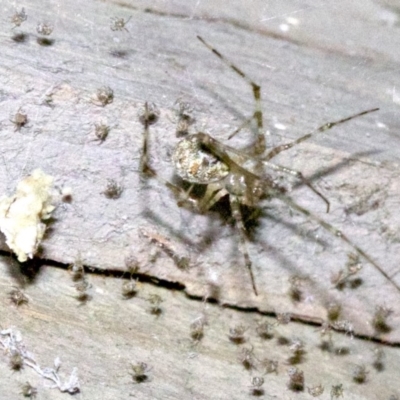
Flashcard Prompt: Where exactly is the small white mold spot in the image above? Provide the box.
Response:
[392,86,400,105]
[279,23,290,32]
[376,122,387,129]
[287,17,300,26]
[274,122,287,130]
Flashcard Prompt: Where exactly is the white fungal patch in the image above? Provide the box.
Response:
[0,169,55,262]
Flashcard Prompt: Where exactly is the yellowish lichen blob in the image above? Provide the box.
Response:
[0,169,55,262]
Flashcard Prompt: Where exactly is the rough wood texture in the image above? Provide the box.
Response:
[1,0,400,399]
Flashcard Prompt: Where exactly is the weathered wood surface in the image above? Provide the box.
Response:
[1,0,400,399]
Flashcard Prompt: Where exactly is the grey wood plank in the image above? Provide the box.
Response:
[1,0,400,398]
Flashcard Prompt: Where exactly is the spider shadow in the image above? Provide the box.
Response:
[142,202,229,259]
[195,81,255,138]
[140,183,318,279]
[141,148,381,272]
[11,32,29,43]
[252,149,382,273]
[1,250,44,286]
[290,150,382,192]
[36,37,55,46]
[196,81,248,122]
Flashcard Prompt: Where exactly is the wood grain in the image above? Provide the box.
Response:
[1,0,400,398]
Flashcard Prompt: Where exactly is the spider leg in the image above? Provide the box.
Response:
[229,195,259,296]
[274,190,400,294]
[265,108,379,161]
[139,103,201,211]
[139,102,152,176]
[198,184,226,212]
[197,36,265,155]
[262,160,330,213]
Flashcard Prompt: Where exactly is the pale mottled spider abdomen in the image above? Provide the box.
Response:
[172,132,265,208]
[172,133,229,184]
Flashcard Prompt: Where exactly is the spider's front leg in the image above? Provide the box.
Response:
[264,108,379,161]
[139,102,160,176]
[259,108,379,213]
[138,104,203,212]
[197,36,265,155]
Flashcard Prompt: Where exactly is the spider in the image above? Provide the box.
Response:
[140,35,400,297]
[110,16,131,32]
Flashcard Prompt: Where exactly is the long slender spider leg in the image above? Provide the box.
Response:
[229,195,258,296]
[262,160,330,213]
[265,108,379,161]
[139,102,161,174]
[274,191,400,294]
[197,36,265,155]
[199,185,226,212]
[139,104,200,211]
[140,102,152,175]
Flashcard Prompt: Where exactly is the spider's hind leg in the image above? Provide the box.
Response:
[262,160,330,213]
[274,190,400,295]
